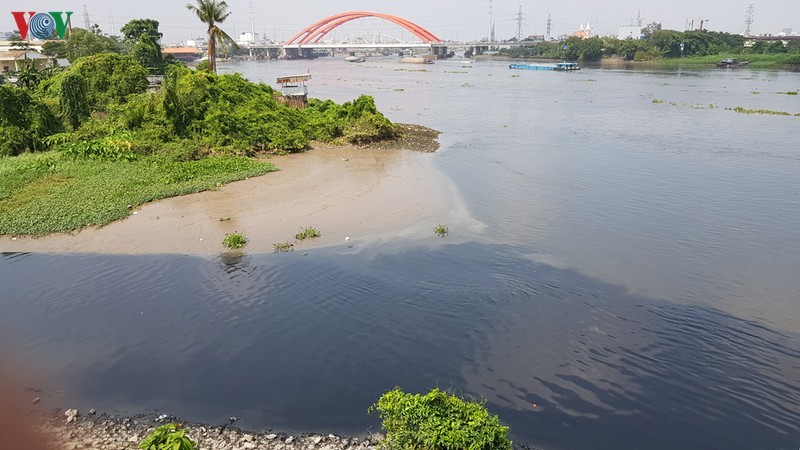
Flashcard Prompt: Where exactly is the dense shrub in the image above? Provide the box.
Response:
[369,388,512,450]
[41,53,148,110]
[0,85,62,155]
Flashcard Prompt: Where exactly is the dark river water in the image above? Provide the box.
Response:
[2,58,800,449]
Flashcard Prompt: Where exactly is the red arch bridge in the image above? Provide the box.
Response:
[243,11,454,59]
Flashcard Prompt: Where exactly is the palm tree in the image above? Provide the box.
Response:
[186,0,236,73]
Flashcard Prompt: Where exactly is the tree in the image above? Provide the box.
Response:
[186,0,236,73]
[42,41,68,59]
[64,28,121,61]
[121,19,165,73]
[642,22,662,40]
[15,62,43,89]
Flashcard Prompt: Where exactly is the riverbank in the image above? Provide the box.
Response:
[475,53,800,70]
[0,125,455,254]
[36,413,384,450]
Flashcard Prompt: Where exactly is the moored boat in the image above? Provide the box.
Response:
[553,62,581,71]
[716,58,749,67]
[344,55,366,63]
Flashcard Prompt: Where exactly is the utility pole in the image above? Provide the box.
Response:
[546,14,552,40]
[744,4,754,36]
[516,5,524,41]
[82,5,90,29]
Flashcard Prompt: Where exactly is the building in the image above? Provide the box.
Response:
[0,50,54,73]
[571,22,592,39]
[237,32,257,46]
[162,47,203,62]
[618,25,643,39]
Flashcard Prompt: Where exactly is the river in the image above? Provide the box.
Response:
[2,58,799,449]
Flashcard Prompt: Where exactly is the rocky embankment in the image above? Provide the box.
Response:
[39,412,383,450]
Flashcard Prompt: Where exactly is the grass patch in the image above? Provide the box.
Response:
[295,226,321,240]
[778,91,798,95]
[273,241,294,253]
[434,224,449,238]
[728,106,793,116]
[640,53,800,69]
[369,387,511,450]
[0,152,276,235]
[222,232,247,249]
[652,99,664,103]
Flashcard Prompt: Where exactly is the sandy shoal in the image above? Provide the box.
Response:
[0,146,457,254]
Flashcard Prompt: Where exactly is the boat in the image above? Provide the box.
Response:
[716,58,749,67]
[509,63,554,70]
[509,61,581,71]
[344,55,366,63]
[553,62,581,71]
[400,55,435,64]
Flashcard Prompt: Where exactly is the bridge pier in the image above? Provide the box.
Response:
[430,44,450,59]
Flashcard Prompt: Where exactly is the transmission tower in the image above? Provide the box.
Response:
[249,1,256,44]
[488,0,493,43]
[82,5,90,29]
[744,4,754,36]
[546,14,552,40]
[516,5,524,41]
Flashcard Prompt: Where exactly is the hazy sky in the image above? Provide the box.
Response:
[2,0,796,44]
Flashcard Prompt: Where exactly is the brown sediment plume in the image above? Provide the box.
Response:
[0,141,452,255]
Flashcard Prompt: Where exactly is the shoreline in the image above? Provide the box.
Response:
[35,411,385,450]
[0,131,458,255]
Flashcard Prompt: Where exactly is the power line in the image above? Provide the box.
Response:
[516,5,524,40]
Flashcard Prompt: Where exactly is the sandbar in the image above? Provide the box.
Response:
[0,145,456,254]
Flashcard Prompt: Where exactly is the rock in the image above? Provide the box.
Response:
[285,436,295,444]
[312,436,323,445]
[88,409,96,415]
[243,434,253,442]
[243,443,256,450]
[65,409,79,423]
[229,416,239,423]
[266,434,278,440]
[32,397,41,404]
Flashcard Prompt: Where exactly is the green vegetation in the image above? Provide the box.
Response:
[434,224,449,238]
[0,16,402,235]
[186,0,236,74]
[0,152,275,235]
[139,423,197,450]
[295,226,321,240]
[728,107,794,116]
[273,241,294,253]
[121,19,165,74]
[222,232,248,249]
[369,387,511,450]
[497,27,800,68]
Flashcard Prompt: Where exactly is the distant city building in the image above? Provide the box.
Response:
[162,47,203,62]
[237,32,257,46]
[571,22,592,39]
[780,27,793,36]
[618,13,645,40]
[618,25,644,39]
[186,38,207,49]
